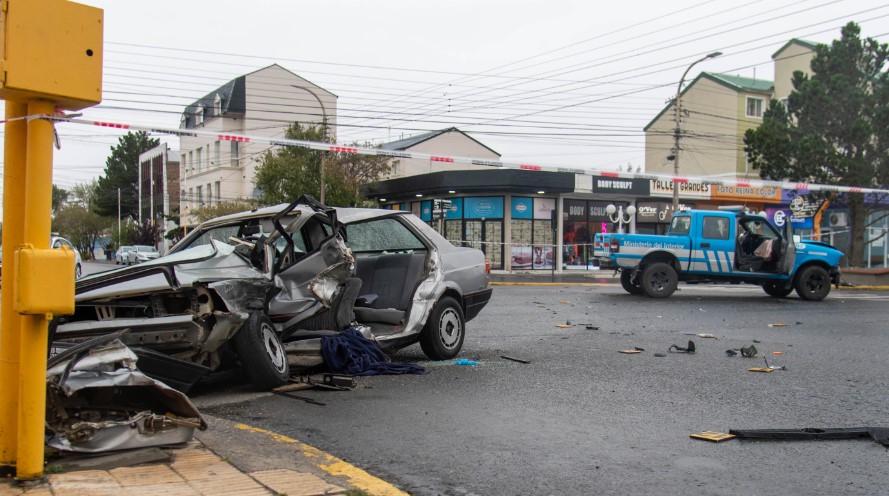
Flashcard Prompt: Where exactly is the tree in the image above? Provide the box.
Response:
[253,123,391,206]
[52,184,68,215]
[52,204,109,261]
[127,219,157,246]
[192,200,257,223]
[744,22,889,266]
[326,143,393,207]
[95,131,159,218]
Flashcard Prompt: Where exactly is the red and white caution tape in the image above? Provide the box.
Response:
[36,114,889,196]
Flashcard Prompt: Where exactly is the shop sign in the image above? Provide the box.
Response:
[464,196,504,219]
[788,195,825,219]
[712,184,781,201]
[765,208,814,229]
[592,176,650,195]
[649,179,711,199]
[533,198,555,220]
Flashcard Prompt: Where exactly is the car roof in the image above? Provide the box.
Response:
[334,207,408,224]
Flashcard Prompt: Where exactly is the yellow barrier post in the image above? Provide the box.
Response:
[0,0,103,478]
[0,101,28,472]
[15,100,56,480]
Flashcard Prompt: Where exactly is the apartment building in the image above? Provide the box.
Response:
[644,39,817,180]
[178,64,336,223]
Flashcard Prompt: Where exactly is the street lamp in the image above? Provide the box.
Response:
[671,51,722,212]
[606,204,636,233]
[291,85,328,204]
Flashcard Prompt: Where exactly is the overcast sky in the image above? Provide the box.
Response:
[2,0,887,195]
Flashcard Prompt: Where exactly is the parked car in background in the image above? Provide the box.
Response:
[126,245,160,264]
[52,196,492,391]
[50,236,83,279]
[115,246,134,264]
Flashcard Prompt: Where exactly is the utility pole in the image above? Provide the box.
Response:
[671,51,721,212]
[118,187,121,246]
[291,85,328,203]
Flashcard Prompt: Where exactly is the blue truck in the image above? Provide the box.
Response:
[593,208,844,300]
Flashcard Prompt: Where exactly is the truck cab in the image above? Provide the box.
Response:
[597,208,843,300]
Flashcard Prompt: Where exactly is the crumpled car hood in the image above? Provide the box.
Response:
[77,241,265,301]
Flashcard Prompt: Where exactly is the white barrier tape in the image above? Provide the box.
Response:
[37,114,889,196]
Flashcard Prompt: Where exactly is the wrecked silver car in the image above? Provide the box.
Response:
[52,197,492,390]
[47,331,207,453]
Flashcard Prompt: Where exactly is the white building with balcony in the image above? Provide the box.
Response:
[178,64,336,224]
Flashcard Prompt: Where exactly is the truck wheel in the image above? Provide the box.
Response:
[620,270,643,295]
[233,313,289,390]
[640,262,678,298]
[794,266,831,301]
[420,296,465,360]
[762,282,792,298]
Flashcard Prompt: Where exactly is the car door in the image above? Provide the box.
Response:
[780,219,796,274]
[692,214,734,274]
[267,212,352,327]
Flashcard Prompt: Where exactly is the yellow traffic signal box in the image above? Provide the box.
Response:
[0,0,103,110]
[14,244,75,315]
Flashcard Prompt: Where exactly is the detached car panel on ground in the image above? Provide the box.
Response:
[53,197,491,391]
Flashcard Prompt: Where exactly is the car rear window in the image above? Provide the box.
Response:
[345,218,425,252]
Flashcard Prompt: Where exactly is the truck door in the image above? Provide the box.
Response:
[781,220,796,274]
[693,214,734,274]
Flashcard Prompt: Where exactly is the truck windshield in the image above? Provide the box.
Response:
[669,216,691,235]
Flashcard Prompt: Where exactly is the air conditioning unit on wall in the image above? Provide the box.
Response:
[828,212,848,227]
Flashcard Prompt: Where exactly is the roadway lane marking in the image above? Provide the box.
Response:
[235,423,409,496]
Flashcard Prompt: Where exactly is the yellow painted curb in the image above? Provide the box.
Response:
[235,423,408,496]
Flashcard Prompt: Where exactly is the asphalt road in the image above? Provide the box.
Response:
[192,283,889,496]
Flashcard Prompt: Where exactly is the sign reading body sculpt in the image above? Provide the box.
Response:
[464,197,504,219]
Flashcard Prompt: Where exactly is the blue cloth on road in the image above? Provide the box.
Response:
[321,328,427,376]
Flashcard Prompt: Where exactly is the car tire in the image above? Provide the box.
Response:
[233,313,289,390]
[74,264,81,280]
[640,262,678,298]
[420,296,465,360]
[762,282,792,298]
[620,270,643,295]
[794,265,831,301]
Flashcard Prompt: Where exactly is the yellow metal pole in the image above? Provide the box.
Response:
[0,101,29,471]
[16,100,56,480]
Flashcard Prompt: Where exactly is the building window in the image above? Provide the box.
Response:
[207,183,212,204]
[195,107,204,126]
[391,160,400,176]
[215,181,221,204]
[231,141,240,167]
[746,96,764,118]
[196,186,203,206]
[214,140,220,167]
[188,188,193,209]
[195,147,203,172]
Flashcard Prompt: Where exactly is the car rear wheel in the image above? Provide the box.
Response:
[762,282,792,298]
[420,296,465,360]
[620,270,643,295]
[794,265,831,301]
[234,313,289,390]
[640,262,678,298]
[74,264,81,280]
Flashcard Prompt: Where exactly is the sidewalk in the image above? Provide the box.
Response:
[0,441,349,496]
[1,413,409,496]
